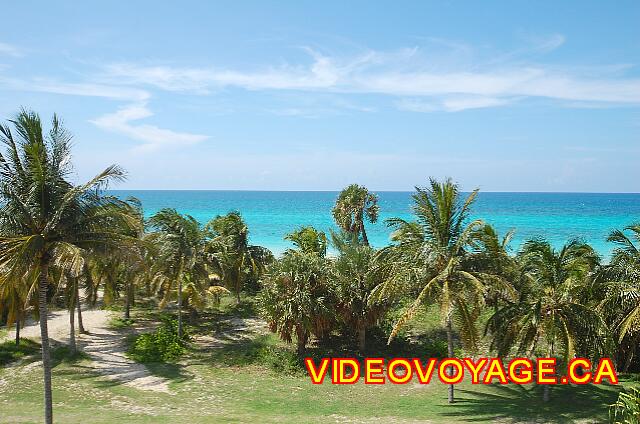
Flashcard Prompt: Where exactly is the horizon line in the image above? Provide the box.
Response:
[107,188,640,194]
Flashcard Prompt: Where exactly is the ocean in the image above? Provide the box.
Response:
[110,191,640,259]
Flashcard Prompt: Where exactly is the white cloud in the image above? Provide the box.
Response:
[2,36,638,115]
[0,42,23,57]
[0,76,150,101]
[397,96,512,113]
[90,103,208,151]
[99,44,640,111]
[524,33,566,53]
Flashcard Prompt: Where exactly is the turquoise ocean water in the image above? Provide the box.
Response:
[110,191,640,259]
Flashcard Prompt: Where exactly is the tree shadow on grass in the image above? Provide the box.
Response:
[0,338,40,366]
[439,382,621,423]
[143,361,191,382]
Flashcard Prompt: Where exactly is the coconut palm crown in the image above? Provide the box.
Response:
[332,184,379,246]
[0,109,132,423]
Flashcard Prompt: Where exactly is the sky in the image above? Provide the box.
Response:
[0,1,639,192]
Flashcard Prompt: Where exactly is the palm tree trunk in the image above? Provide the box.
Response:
[360,221,369,246]
[357,322,366,353]
[177,277,183,339]
[76,284,86,334]
[446,316,455,404]
[296,325,306,355]
[69,297,76,353]
[92,282,99,306]
[543,347,553,402]
[622,334,640,372]
[15,309,21,346]
[235,272,241,304]
[39,258,53,424]
[623,350,634,373]
[124,280,131,320]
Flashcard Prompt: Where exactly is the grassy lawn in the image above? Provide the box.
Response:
[0,301,629,423]
[0,338,40,366]
[0,358,624,423]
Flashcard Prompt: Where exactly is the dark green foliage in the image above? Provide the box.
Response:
[109,317,135,330]
[609,387,640,424]
[51,345,89,364]
[0,338,40,365]
[207,334,302,374]
[128,317,189,363]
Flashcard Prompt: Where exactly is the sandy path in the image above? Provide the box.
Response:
[191,316,268,349]
[3,308,170,393]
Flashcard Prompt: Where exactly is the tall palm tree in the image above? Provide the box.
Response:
[599,224,640,371]
[206,212,272,302]
[487,239,606,402]
[148,208,208,338]
[332,184,379,246]
[115,198,150,320]
[332,231,391,352]
[375,178,491,403]
[468,224,518,312]
[0,110,132,424]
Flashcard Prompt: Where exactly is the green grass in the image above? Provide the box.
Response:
[0,354,626,423]
[108,316,136,330]
[0,299,630,423]
[0,338,40,366]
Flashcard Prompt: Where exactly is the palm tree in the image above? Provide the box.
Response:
[148,208,208,338]
[116,199,150,320]
[51,267,83,353]
[331,232,391,352]
[0,271,33,346]
[206,212,272,302]
[487,239,606,402]
[332,184,379,246]
[259,249,332,354]
[468,224,518,312]
[376,178,491,403]
[599,224,640,371]
[0,110,132,424]
[285,226,328,257]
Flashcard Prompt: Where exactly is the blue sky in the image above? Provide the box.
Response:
[1,1,638,191]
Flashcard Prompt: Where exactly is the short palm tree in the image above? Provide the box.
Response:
[332,184,379,246]
[0,270,33,345]
[332,231,391,352]
[599,224,640,370]
[259,249,332,354]
[0,110,132,424]
[148,208,208,338]
[285,226,328,256]
[487,239,606,402]
[376,178,490,403]
[206,212,272,302]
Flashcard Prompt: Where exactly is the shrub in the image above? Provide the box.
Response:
[109,317,135,330]
[257,346,301,374]
[610,387,640,424]
[128,318,188,363]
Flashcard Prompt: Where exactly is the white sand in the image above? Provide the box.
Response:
[3,307,170,393]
